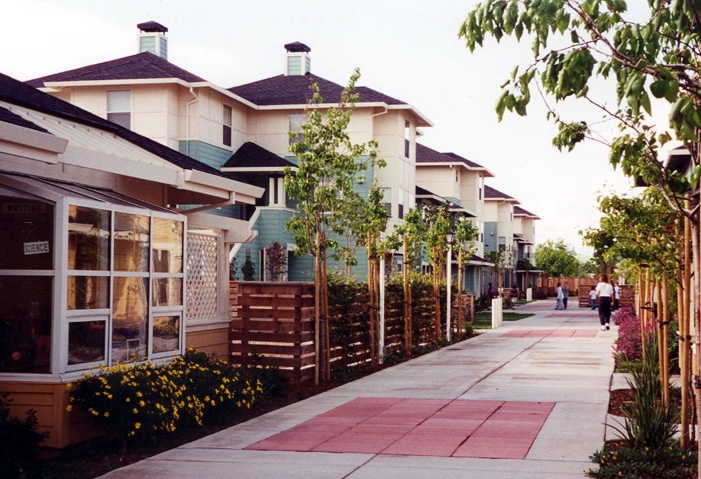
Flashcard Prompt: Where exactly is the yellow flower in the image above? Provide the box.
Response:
[104,412,110,417]
[65,382,73,390]
[139,400,146,407]
[135,422,141,429]
[65,405,73,412]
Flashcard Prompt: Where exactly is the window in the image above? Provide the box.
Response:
[223,105,232,147]
[107,91,131,129]
[0,175,185,374]
[397,188,409,219]
[289,114,305,145]
[404,120,411,158]
[379,187,392,217]
[0,193,54,373]
[498,236,506,251]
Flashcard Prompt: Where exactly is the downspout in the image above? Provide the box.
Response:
[186,87,198,157]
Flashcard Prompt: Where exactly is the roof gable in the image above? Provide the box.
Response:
[228,73,406,107]
[222,142,296,170]
[484,184,518,202]
[416,143,493,175]
[1,71,229,179]
[26,52,206,87]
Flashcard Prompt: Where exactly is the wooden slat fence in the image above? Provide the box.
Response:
[230,280,457,382]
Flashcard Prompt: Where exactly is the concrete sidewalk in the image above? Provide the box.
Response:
[99,299,616,479]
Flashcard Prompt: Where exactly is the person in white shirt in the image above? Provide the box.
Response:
[555,282,564,310]
[596,274,614,330]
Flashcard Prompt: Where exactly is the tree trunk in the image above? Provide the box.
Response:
[680,203,692,448]
[367,232,376,365]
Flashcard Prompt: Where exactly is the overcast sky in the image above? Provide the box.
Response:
[3,0,658,257]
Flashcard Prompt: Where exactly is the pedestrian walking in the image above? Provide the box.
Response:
[596,274,614,330]
[589,286,596,310]
[613,281,620,311]
[562,281,569,310]
[555,282,564,310]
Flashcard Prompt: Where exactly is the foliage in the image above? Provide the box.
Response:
[0,392,48,478]
[534,239,581,277]
[612,306,647,363]
[265,241,286,281]
[68,350,262,451]
[608,339,679,452]
[588,440,696,479]
[242,257,255,281]
[582,189,681,280]
[284,68,384,261]
[459,0,700,219]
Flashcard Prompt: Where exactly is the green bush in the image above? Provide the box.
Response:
[0,392,48,478]
[68,350,262,450]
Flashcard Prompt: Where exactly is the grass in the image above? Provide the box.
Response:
[472,311,534,329]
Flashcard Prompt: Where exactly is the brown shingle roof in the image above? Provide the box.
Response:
[26,52,206,87]
[222,142,296,170]
[228,73,406,107]
[484,184,517,201]
[416,143,490,171]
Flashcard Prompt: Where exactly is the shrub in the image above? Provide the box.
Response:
[612,306,653,364]
[69,351,262,451]
[0,392,48,478]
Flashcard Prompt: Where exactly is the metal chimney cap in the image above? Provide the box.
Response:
[284,42,311,53]
[137,21,168,33]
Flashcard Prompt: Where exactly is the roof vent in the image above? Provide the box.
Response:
[284,42,311,76]
[137,21,168,60]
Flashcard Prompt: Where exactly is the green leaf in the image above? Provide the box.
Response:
[649,80,669,99]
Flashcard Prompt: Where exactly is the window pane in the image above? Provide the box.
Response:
[68,321,105,364]
[107,112,131,129]
[114,213,150,272]
[112,277,148,363]
[68,205,110,271]
[152,218,183,273]
[153,316,180,353]
[152,278,183,306]
[67,276,109,310]
[0,196,54,270]
[107,91,130,112]
[0,276,52,373]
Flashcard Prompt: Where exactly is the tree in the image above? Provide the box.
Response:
[285,69,383,384]
[265,241,286,281]
[534,239,581,278]
[423,203,453,341]
[460,0,701,459]
[454,217,480,339]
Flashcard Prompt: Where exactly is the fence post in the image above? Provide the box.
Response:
[526,287,532,302]
[491,297,503,329]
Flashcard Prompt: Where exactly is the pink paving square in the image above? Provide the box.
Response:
[245,398,555,458]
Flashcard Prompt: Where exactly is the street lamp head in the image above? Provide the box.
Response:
[445,229,455,245]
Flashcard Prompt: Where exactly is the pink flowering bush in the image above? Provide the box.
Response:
[612,306,654,363]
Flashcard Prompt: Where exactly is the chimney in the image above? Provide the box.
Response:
[284,42,311,76]
[137,21,168,60]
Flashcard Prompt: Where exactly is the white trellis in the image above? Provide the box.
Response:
[186,232,218,321]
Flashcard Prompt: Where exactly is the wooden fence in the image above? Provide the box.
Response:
[578,284,635,308]
[230,281,469,382]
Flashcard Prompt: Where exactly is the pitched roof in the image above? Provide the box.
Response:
[0,71,232,179]
[222,142,296,171]
[484,184,518,202]
[416,143,493,176]
[26,52,206,87]
[0,105,49,133]
[514,205,540,219]
[228,73,406,107]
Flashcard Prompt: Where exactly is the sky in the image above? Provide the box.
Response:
[2,0,660,258]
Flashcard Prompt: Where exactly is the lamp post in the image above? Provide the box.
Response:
[445,229,455,342]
